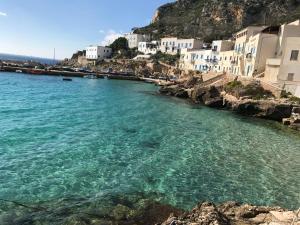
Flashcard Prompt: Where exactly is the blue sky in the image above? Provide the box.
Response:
[0,0,173,59]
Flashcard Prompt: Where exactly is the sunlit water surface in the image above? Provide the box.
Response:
[0,72,299,224]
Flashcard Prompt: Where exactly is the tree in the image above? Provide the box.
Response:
[109,37,129,53]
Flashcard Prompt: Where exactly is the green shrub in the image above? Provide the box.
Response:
[242,83,274,100]
[150,51,180,66]
[224,81,274,99]
[289,96,300,104]
[224,80,243,93]
[280,90,292,98]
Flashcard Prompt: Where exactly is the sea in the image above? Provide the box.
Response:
[0,53,60,65]
[0,72,299,224]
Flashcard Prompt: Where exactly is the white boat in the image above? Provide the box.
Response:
[16,70,23,73]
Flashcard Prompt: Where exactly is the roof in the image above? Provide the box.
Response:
[261,26,280,34]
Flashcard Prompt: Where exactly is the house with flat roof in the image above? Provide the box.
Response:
[124,33,151,49]
[86,45,112,61]
[138,41,160,55]
[264,20,300,97]
[160,37,203,55]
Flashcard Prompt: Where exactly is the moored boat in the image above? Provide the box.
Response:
[62,78,72,81]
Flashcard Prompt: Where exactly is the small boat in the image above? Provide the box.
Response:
[29,69,44,75]
[63,78,72,81]
[16,70,23,73]
[84,75,98,79]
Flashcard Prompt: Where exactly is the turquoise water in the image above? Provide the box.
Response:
[0,72,299,219]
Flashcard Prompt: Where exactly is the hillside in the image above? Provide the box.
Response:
[135,0,300,41]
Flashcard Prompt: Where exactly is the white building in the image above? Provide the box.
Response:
[86,45,112,60]
[124,33,151,49]
[160,37,203,55]
[138,41,160,55]
[179,40,234,73]
[264,20,300,97]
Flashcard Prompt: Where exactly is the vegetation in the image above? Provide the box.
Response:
[150,51,180,66]
[225,80,274,100]
[109,38,138,59]
[135,0,300,40]
[289,96,300,104]
[109,37,129,53]
[280,90,292,98]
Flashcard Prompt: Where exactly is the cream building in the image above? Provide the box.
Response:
[214,50,235,73]
[124,33,151,49]
[179,40,234,73]
[243,30,278,77]
[160,37,203,55]
[264,20,300,97]
[232,26,266,76]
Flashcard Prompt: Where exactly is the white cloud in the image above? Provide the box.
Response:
[100,30,124,46]
[0,12,7,17]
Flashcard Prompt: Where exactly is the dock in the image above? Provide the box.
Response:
[0,66,140,80]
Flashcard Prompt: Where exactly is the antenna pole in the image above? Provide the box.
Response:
[53,48,56,64]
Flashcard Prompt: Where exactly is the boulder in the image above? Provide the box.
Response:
[202,86,224,108]
[175,89,189,98]
[292,107,300,114]
[263,104,293,121]
[184,76,203,89]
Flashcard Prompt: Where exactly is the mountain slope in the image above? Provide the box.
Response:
[135,0,300,41]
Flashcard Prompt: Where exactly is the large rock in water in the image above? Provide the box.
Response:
[230,100,293,121]
[159,85,189,99]
[191,85,224,108]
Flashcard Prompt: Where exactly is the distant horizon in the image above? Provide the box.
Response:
[0,0,174,59]
[0,52,60,60]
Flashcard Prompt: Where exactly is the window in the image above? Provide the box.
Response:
[287,73,294,81]
[290,50,299,61]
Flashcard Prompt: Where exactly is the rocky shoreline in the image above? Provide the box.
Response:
[1,195,298,225]
[159,76,300,131]
[158,201,299,225]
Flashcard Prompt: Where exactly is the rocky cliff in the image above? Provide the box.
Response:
[136,0,300,41]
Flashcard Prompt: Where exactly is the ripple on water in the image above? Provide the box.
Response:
[0,73,299,220]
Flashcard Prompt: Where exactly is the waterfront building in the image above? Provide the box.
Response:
[264,20,300,97]
[124,33,151,49]
[138,41,160,55]
[179,40,234,73]
[160,37,203,55]
[86,45,112,60]
[231,26,266,76]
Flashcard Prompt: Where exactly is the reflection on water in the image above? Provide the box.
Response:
[0,72,299,225]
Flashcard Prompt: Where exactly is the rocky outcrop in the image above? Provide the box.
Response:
[191,85,224,108]
[160,85,189,99]
[282,107,300,131]
[227,98,294,121]
[135,0,300,41]
[158,201,299,225]
[159,83,297,122]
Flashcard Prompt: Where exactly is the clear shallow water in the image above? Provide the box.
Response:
[0,72,299,215]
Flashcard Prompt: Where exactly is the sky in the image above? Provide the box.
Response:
[0,0,173,59]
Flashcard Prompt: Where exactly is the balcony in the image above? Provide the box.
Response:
[266,58,281,66]
[246,53,252,61]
